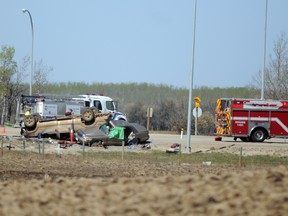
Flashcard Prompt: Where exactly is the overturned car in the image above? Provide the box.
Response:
[21,108,112,138]
[74,120,150,146]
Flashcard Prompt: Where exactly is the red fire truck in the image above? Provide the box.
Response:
[215,98,288,142]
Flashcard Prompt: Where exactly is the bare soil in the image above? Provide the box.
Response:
[1,128,288,215]
[0,151,288,216]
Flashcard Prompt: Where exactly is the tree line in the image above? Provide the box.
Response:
[1,33,288,134]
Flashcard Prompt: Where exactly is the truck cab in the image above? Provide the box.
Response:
[79,95,116,113]
[73,94,127,121]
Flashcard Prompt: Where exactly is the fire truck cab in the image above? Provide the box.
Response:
[215,98,288,142]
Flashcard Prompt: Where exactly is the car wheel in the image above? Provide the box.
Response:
[251,128,267,142]
[24,115,37,128]
[82,108,95,122]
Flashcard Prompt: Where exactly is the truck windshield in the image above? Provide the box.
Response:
[106,101,116,111]
[220,100,230,111]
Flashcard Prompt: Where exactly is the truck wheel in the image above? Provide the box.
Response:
[251,128,267,142]
[82,109,95,122]
[24,115,37,128]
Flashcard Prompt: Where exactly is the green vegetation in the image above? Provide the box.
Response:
[43,82,259,108]
[82,151,288,167]
[4,149,288,167]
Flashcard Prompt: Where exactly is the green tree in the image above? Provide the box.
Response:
[0,46,17,125]
[8,56,30,122]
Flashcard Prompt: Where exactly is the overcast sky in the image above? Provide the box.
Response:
[1,0,288,89]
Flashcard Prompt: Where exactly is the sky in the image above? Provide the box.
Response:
[1,0,288,89]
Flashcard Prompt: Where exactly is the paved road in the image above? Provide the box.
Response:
[149,133,288,156]
[0,126,21,136]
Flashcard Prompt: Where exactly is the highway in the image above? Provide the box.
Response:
[149,133,288,156]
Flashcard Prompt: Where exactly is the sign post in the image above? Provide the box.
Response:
[193,97,202,136]
[147,108,153,130]
[180,128,184,139]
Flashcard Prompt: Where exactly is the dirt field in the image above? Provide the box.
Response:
[1,127,288,215]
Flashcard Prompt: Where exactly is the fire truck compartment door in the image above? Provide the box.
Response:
[232,110,249,135]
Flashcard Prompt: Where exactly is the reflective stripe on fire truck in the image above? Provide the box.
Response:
[232,117,288,133]
[216,99,221,111]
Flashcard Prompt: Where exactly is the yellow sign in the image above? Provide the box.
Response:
[194,97,201,107]
[194,97,201,103]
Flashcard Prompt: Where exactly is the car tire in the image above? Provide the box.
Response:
[24,115,37,128]
[82,108,95,122]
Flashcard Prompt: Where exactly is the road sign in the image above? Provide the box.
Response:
[193,107,202,118]
[194,97,201,107]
